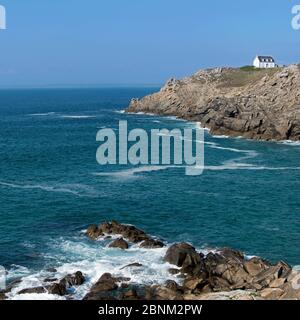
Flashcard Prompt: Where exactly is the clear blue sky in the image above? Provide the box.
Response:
[0,0,299,87]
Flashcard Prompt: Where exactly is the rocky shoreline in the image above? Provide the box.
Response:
[127,65,300,141]
[2,221,300,300]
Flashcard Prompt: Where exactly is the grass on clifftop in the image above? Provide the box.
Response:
[218,67,280,88]
[240,66,259,71]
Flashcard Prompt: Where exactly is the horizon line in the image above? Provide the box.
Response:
[0,83,163,90]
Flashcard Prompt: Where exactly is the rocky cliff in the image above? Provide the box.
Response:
[127,65,300,141]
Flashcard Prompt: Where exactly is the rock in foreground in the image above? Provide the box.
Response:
[82,221,300,300]
[85,220,165,248]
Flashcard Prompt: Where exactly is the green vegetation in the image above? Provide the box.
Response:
[218,67,279,88]
[240,65,258,71]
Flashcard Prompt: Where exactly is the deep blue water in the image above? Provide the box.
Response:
[0,88,300,294]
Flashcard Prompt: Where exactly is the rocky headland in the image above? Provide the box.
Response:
[2,221,300,300]
[127,65,300,141]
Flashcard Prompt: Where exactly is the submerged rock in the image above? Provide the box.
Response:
[120,262,143,270]
[85,220,164,247]
[18,286,48,295]
[16,271,85,297]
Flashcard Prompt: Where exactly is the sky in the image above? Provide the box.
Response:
[0,0,299,87]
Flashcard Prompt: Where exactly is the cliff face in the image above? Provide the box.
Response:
[127,65,300,141]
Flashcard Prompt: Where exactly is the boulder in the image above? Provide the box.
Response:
[60,271,85,287]
[48,282,67,296]
[244,257,270,276]
[83,273,119,300]
[164,280,182,292]
[253,261,291,288]
[120,288,138,300]
[269,278,286,288]
[86,221,166,249]
[87,221,151,243]
[86,224,104,240]
[183,276,207,292]
[152,285,183,300]
[164,243,202,269]
[260,288,285,300]
[278,267,300,300]
[108,238,129,250]
[139,239,164,249]
[119,227,149,243]
[204,251,251,290]
[219,248,244,261]
[18,286,48,295]
[184,290,259,301]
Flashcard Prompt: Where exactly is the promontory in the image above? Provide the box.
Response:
[127,65,300,141]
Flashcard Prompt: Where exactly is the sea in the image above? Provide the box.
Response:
[0,88,299,299]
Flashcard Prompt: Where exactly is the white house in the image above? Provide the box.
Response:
[253,56,276,68]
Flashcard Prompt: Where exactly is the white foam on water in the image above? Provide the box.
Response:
[5,233,286,301]
[28,112,56,116]
[0,181,102,198]
[212,135,230,139]
[59,115,96,119]
[6,238,179,301]
[92,165,176,179]
[281,140,300,146]
[11,293,66,301]
[28,113,97,120]
[196,122,210,131]
[126,111,156,116]
[164,116,187,122]
[208,142,257,155]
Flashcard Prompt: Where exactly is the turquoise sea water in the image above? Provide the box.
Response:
[0,88,300,298]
